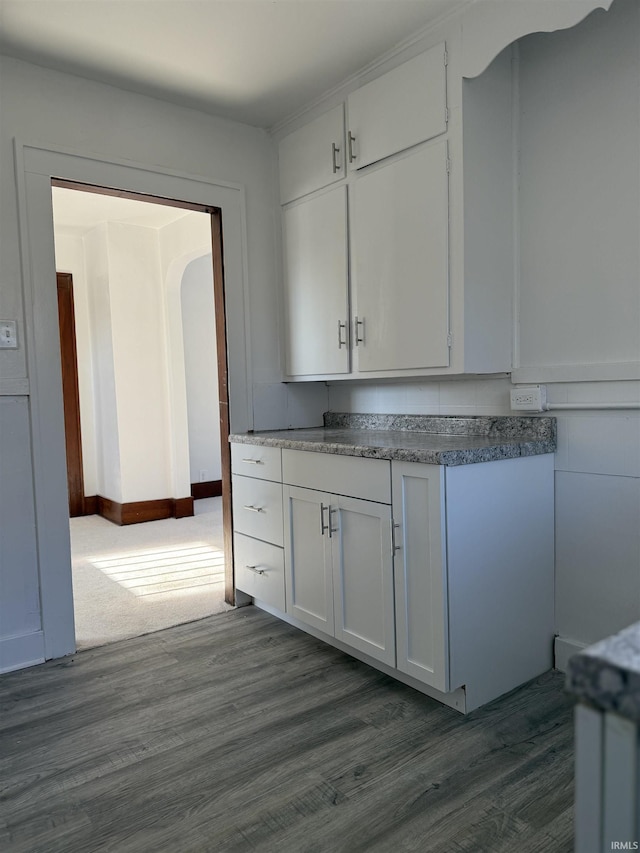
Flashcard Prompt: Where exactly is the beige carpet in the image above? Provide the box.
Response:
[70,497,233,650]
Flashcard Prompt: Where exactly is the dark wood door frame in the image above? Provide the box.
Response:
[52,179,236,605]
[56,272,86,517]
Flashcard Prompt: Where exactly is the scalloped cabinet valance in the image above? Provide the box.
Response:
[461,0,614,79]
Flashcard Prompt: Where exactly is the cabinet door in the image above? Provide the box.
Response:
[392,462,449,692]
[347,43,447,170]
[282,186,350,377]
[279,104,345,204]
[331,495,395,666]
[352,140,450,373]
[283,486,334,634]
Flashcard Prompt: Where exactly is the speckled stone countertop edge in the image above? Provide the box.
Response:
[324,411,556,441]
[566,623,640,723]
[229,432,556,466]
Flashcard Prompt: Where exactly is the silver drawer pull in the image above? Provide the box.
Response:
[246,564,267,575]
[243,504,265,513]
[242,458,264,465]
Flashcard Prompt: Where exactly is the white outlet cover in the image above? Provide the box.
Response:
[0,320,18,349]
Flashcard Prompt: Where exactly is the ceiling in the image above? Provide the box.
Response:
[52,187,196,236]
[0,0,470,128]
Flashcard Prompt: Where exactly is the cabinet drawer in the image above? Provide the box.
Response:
[232,475,283,545]
[282,449,390,503]
[231,443,282,482]
[234,533,285,610]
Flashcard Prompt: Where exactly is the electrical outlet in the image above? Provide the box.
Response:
[510,385,547,412]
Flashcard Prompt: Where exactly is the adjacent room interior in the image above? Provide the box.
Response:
[51,187,229,649]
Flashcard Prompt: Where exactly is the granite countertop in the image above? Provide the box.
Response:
[230,412,556,467]
[566,622,640,723]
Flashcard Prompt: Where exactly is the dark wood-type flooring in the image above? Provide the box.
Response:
[0,606,574,853]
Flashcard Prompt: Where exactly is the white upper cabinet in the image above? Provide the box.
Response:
[282,186,350,377]
[278,104,345,205]
[277,34,515,381]
[352,140,450,373]
[347,43,447,170]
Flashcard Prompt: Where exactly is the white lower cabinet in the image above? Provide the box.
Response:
[232,442,555,713]
[391,455,555,711]
[284,484,395,666]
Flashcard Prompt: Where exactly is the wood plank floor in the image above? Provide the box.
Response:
[0,607,574,852]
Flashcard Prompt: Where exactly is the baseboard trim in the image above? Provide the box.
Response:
[191,479,222,500]
[0,630,45,674]
[96,495,195,526]
[83,495,98,515]
[554,636,588,673]
[174,497,195,519]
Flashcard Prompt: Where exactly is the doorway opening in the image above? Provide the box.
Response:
[51,180,235,650]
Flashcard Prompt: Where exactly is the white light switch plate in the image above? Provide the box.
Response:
[0,320,18,349]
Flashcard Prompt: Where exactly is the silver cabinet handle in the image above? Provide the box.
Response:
[331,142,341,174]
[246,564,267,575]
[243,504,265,513]
[337,320,348,349]
[348,131,356,163]
[242,458,263,465]
[329,506,338,538]
[392,523,402,554]
[320,502,329,535]
[354,316,365,346]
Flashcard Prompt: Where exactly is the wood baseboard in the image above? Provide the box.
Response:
[174,497,195,519]
[190,479,222,500]
[95,495,195,526]
[83,495,98,516]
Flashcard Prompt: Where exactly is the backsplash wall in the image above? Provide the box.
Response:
[327,375,513,416]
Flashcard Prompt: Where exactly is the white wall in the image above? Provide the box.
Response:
[328,376,513,416]
[107,221,171,502]
[181,255,221,485]
[84,224,122,502]
[157,212,219,498]
[516,0,639,377]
